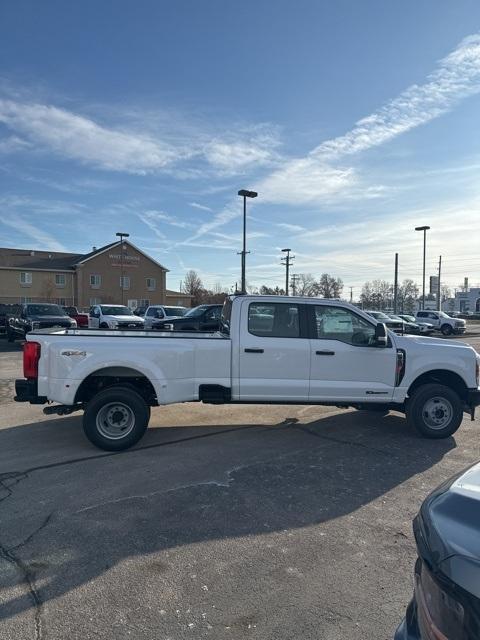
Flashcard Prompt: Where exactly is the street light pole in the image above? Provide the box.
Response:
[237,189,258,293]
[415,226,430,310]
[116,232,130,305]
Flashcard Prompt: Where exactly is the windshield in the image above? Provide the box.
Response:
[165,307,186,317]
[389,315,403,321]
[100,306,133,316]
[185,305,208,318]
[401,315,416,322]
[26,304,67,316]
[438,311,451,318]
[369,311,390,320]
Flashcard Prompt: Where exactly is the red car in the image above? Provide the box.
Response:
[63,306,89,328]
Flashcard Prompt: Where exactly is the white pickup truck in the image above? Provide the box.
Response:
[15,295,480,451]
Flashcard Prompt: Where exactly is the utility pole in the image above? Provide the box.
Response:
[393,252,398,314]
[116,232,130,306]
[281,249,294,295]
[291,274,299,296]
[349,287,353,303]
[437,255,442,311]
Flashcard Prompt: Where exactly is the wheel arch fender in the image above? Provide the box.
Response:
[407,369,469,403]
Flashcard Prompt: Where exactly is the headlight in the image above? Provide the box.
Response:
[415,562,465,640]
[108,320,118,329]
[70,320,77,328]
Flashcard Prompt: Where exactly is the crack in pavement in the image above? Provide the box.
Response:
[7,512,55,553]
[0,541,43,640]
[0,472,45,639]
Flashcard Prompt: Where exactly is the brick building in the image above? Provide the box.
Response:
[0,240,191,310]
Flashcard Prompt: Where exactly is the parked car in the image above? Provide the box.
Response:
[14,295,480,451]
[133,306,148,317]
[63,306,89,328]
[7,303,77,341]
[0,303,20,336]
[365,310,404,333]
[152,304,222,332]
[395,461,480,639]
[387,314,421,335]
[416,310,466,336]
[143,305,187,329]
[88,304,145,330]
[397,314,435,335]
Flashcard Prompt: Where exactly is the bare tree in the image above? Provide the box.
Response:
[397,279,419,314]
[316,273,343,299]
[360,279,393,310]
[183,270,204,306]
[40,278,55,302]
[296,273,317,296]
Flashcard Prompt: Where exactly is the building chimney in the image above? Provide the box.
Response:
[92,246,97,251]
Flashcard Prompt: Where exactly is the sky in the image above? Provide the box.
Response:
[1,1,480,298]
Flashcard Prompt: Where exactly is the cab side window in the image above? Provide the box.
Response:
[314,306,375,346]
[205,307,221,321]
[248,302,300,337]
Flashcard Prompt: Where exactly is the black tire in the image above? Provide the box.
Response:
[83,386,150,451]
[441,324,453,336]
[100,323,109,329]
[406,383,463,438]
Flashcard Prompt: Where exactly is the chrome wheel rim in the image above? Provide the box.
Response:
[422,397,453,430]
[96,402,135,439]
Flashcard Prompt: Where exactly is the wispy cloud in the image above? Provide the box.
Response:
[260,33,480,205]
[276,222,306,233]
[142,209,195,229]
[188,201,212,212]
[0,216,67,251]
[0,99,181,174]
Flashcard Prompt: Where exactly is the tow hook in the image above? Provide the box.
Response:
[43,404,83,416]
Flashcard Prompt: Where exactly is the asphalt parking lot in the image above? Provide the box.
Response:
[1,335,480,640]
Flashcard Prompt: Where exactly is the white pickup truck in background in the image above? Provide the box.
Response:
[15,295,480,451]
[415,310,466,336]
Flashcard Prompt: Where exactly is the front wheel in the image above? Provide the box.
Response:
[441,324,453,336]
[83,386,150,451]
[406,383,463,438]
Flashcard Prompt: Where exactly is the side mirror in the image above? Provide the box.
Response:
[374,322,388,347]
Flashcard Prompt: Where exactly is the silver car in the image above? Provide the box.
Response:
[143,305,187,329]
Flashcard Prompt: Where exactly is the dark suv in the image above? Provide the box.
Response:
[152,304,223,331]
[7,303,77,341]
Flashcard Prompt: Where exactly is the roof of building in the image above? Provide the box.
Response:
[165,289,193,298]
[0,240,168,271]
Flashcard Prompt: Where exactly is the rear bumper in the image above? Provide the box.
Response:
[14,379,47,404]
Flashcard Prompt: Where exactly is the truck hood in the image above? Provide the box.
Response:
[103,314,144,323]
[394,333,474,350]
[29,315,72,323]
[415,462,480,598]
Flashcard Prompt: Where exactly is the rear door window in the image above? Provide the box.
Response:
[248,302,300,337]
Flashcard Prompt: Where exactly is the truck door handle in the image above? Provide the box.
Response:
[244,348,264,353]
[316,350,335,356]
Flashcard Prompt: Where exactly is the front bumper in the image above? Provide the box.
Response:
[14,379,47,404]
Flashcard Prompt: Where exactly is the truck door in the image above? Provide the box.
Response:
[308,305,397,402]
[238,301,310,401]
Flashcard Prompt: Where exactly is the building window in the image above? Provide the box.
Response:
[55,274,66,287]
[57,298,67,306]
[146,277,156,291]
[20,272,32,286]
[120,276,130,290]
[89,297,101,306]
[90,274,101,288]
[22,296,33,303]
[139,299,150,308]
